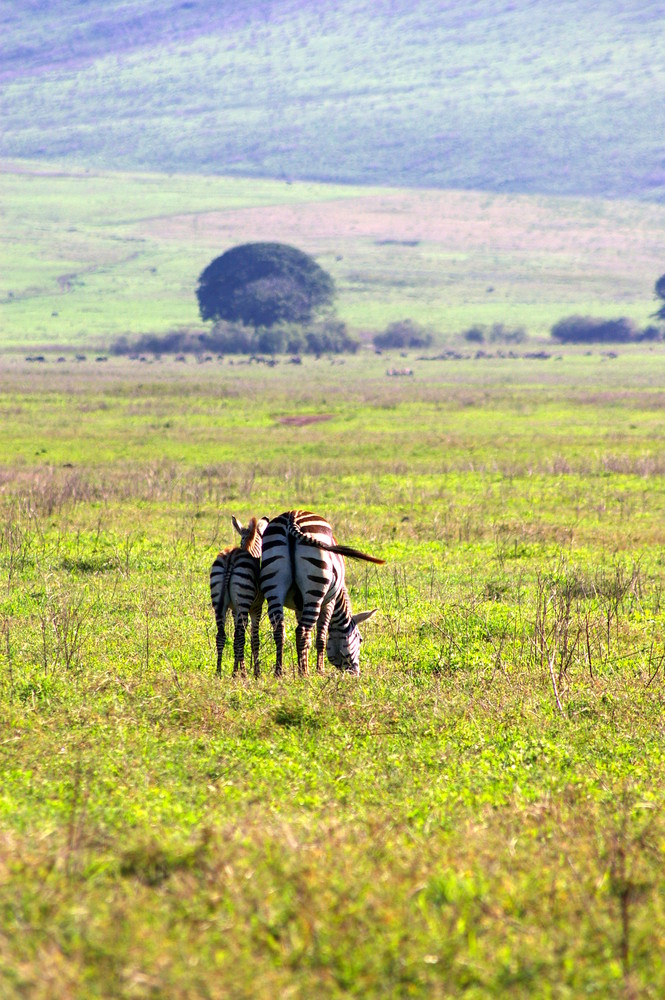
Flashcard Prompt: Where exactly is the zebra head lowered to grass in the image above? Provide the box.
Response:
[259,509,384,677]
[209,515,269,678]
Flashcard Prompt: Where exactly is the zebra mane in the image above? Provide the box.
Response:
[287,515,385,565]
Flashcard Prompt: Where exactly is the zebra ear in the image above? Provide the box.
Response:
[231,515,243,536]
[257,516,270,536]
[352,609,378,626]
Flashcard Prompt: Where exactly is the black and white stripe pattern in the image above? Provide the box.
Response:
[260,510,383,676]
[210,516,268,677]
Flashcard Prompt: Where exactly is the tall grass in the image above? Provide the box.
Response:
[2,354,665,994]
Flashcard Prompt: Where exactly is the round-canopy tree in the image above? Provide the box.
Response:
[655,274,665,321]
[196,242,335,328]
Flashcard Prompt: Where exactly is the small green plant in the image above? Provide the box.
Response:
[273,700,322,730]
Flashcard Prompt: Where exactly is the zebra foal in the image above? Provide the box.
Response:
[260,509,384,676]
[209,515,269,677]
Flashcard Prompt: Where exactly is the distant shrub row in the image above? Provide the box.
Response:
[111,312,665,358]
[462,323,526,344]
[112,318,434,357]
[372,320,432,350]
[112,319,359,357]
[550,315,661,344]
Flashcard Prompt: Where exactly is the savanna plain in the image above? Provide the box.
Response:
[2,350,665,998]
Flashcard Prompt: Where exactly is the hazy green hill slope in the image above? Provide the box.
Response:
[2,0,664,200]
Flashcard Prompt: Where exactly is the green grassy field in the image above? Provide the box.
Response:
[2,351,665,997]
[2,160,664,349]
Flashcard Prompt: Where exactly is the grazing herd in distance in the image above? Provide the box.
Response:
[210,510,384,678]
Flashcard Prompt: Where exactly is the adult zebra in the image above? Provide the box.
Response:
[259,510,384,676]
[210,515,269,677]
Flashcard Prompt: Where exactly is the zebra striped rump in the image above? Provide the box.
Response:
[260,510,383,677]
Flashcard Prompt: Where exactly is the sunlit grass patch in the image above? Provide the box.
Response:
[2,356,665,995]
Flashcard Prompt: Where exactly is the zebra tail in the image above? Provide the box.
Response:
[321,541,385,564]
[294,533,385,564]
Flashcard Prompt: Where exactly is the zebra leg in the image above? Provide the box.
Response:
[250,608,262,678]
[269,609,285,677]
[295,621,312,676]
[295,605,321,676]
[315,601,335,674]
[215,616,227,676]
[233,611,248,677]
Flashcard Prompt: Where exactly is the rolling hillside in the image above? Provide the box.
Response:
[2,0,664,200]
